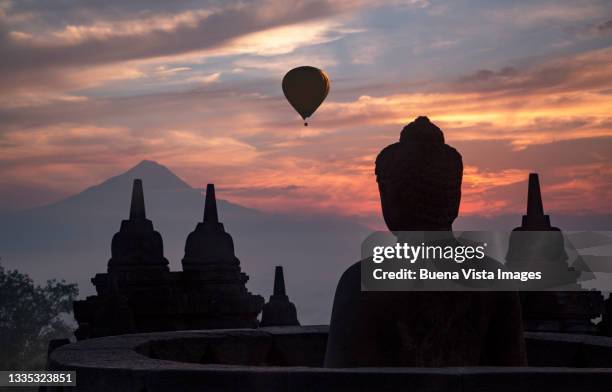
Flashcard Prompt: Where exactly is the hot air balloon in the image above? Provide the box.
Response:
[282,66,329,126]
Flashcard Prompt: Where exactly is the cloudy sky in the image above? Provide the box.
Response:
[0,0,611,225]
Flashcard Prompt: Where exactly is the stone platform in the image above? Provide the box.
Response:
[49,326,612,391]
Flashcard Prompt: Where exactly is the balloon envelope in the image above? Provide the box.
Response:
[282,66,330,121]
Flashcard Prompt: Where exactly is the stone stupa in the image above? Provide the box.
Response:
[107,179,169,274]
[260,266,300,327]
[505,173,603,333]
[180,184,264,329]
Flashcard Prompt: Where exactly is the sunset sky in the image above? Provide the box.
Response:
[1,0,611,224]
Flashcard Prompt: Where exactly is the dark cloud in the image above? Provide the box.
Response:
[7,0,215,16]
[451,48,612,95]
[0,76,280,131]
[2,1,246,33]
[0,1,337,71]
[597,20,612,33]
[455,64,570,94]
[459,67,518,83]
[454,136,612,172]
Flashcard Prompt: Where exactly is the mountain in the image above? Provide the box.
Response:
[0,161,370,324]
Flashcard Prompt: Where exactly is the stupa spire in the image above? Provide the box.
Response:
[203,184,219,223]
[521,173,551,228]
[129,179,146,220]
[273,266,287,296]
[526,173,544,217]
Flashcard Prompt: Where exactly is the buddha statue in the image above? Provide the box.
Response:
[324,116,527,367]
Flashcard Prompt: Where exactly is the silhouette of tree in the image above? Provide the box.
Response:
[0,261,78,370]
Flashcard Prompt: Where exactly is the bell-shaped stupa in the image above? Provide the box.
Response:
[182,184,240,272]
[506,173,573,281]
[505,173,602,333]
[180,184,264,328]
[107,179,169,273]
[260,266,300,327]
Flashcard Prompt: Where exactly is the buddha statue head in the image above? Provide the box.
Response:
[375,116,463,231]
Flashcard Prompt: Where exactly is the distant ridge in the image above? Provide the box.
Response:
[74,160,191,195]
[106,160,192,190]
[39,160,192,211]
